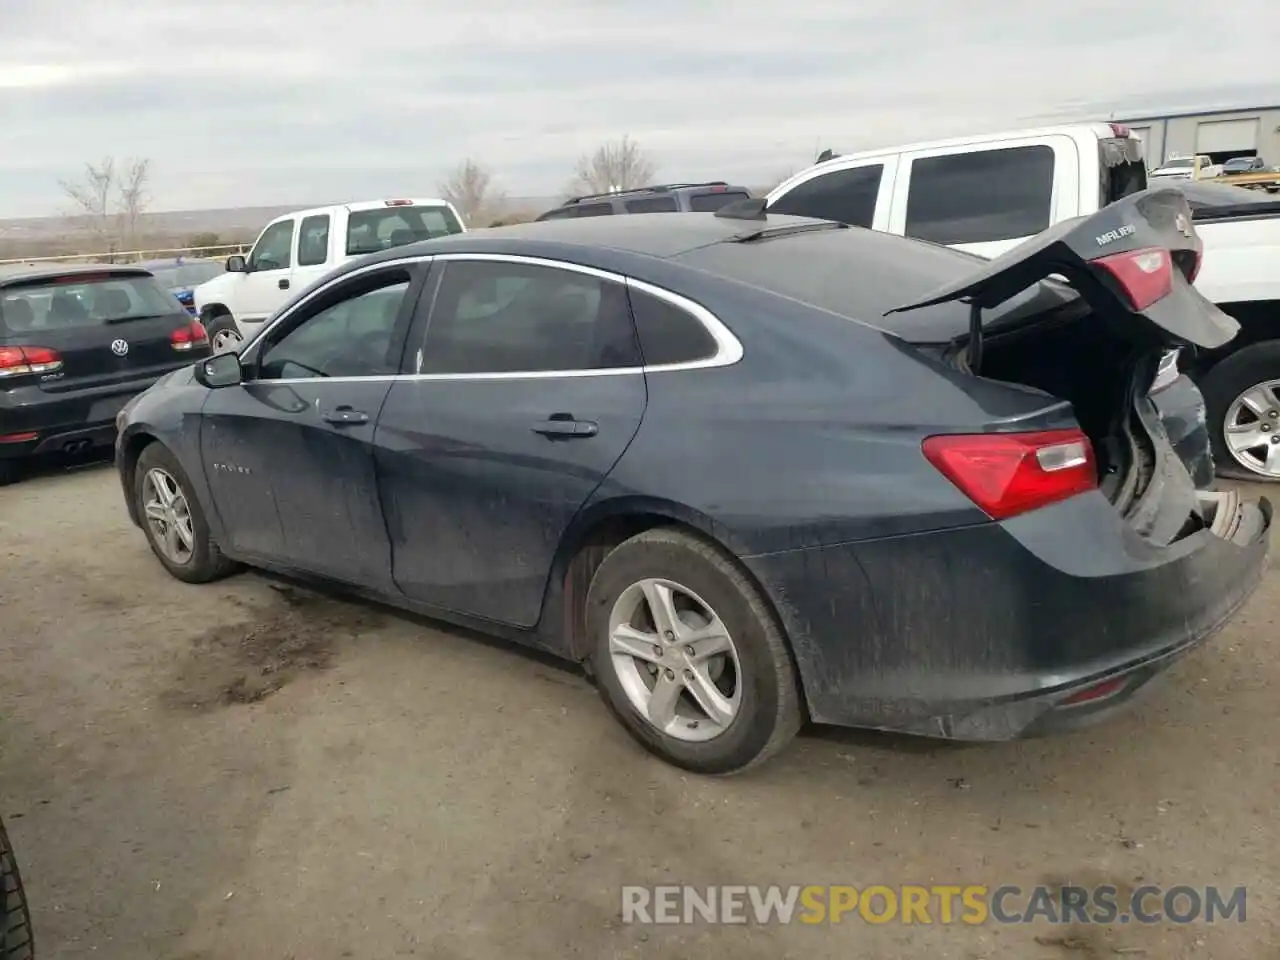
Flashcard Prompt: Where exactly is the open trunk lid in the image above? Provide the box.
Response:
[886,186,1238,352]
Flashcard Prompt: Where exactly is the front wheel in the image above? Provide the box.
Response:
[133,443,239,583]
[586,528,803,775]
[203,311,244,354]
[1200,341,1280,482]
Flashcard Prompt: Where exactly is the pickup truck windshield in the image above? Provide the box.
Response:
[346,205,464,255]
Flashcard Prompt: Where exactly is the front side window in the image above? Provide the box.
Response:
[572,203,614,218]
[249,220,295,271]
[345,206,463,256]
[904,146,1055,245]
[257,272,411,380]
[418,260,639,374]
[297,215,332,267]
[769,165,883,228]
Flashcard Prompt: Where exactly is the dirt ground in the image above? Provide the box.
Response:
[1,461,1277,960]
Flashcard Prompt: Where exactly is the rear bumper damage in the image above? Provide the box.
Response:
[745,491,1270,741]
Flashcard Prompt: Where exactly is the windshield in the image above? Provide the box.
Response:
[346,205,464,255]
[147,262,224,288]
[1160,158,1194,169]
[0,273,182,335]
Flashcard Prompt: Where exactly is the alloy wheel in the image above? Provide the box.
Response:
[607,577,743,742]
[211,328,243,353]
[142,467,195,565]
[1223,378,1280,479]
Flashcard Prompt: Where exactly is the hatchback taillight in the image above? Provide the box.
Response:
[170,320,209,351]
[922,429,1097,520]
[0,345,63,378]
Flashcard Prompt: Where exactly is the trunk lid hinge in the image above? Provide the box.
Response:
[967,302,984,374]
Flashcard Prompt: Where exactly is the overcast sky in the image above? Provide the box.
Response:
[1,0,1277,218]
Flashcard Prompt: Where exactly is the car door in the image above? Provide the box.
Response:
[199,261,425,588]
[885,138,1071,258]
[238,218,296,322]
[374,254,647,628]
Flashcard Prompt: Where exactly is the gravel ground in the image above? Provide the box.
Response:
[1,461,1277,959]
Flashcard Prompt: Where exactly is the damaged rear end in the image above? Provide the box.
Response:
[880,186,1271,737]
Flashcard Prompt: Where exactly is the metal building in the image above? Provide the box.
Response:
[1116,105,1280,168]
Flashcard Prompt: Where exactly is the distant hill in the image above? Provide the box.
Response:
[0,196,561,259]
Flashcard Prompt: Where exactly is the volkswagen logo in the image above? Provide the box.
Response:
[110,338,129,357]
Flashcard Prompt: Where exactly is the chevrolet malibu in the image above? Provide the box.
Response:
[115,189,1270,774]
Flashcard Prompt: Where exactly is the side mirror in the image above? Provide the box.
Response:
[226,255,247,273]
[194,352,243,389]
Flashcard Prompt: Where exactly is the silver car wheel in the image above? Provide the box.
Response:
[607,577,743,743]
[142,467,195,565]
[211,328,243,353]
[1224,378,1280,478]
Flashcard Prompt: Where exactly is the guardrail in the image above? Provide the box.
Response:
[0,243,252,266]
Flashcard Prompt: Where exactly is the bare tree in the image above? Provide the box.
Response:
[58,157,116,244]
[117,158,151,249]
[57,155,153,252]
[568,136,657,196]
[439,159,506,227]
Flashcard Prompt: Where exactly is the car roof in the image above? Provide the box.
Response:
[0,263,153,288]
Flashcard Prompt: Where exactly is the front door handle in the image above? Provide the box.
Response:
[533,415,598,439]
[278,278,291,290]
[321,405,369,426]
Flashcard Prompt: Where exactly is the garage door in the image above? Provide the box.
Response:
[1196,118,1260,154]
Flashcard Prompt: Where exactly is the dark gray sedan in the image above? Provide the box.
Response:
[115,189,1270,773]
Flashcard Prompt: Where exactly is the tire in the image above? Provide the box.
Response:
[133,443,238,583]
[1199,340,1280,482]
[0,460,21,488]
[202,310,243,354]
[0,817,33,960]
[586,527,803,775]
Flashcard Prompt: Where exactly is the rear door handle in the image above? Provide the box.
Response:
[532,416,598,438]
[278,278,290,290]
[321,405,369,426]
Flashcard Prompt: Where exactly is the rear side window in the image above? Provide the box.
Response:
[688,191,750,212]
[629,288,718,366]
[298,214,331,266]
[769,165,883,227]
[625,196,679,213]
[346,205,463,255]
[0,274,182,335]
[418,260,640,374]
[904,146,1054,245]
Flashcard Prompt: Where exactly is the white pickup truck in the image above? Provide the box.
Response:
[194,198,465,352]
[767,123,1280,482]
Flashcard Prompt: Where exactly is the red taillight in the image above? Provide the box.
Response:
[0,431,39,444]
[1094,246,1173,311]
[170,320,209,351]
[384,199,413,206]
[0,345,63,378]
[922,429,1097,520]
[1108,123,1131,138]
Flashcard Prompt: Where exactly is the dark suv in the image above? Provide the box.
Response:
[0,264,211,485]
[535,182,754,220]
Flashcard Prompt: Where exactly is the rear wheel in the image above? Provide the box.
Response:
[134,443,238,583]
[586,528,803,775]
[1,817,33,960]
[1200,340,1280,481]
[203,310,243,353]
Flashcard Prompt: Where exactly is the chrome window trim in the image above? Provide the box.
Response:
[236,251,743,385]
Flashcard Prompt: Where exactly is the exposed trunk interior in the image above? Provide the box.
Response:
[942,302,1207,545]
